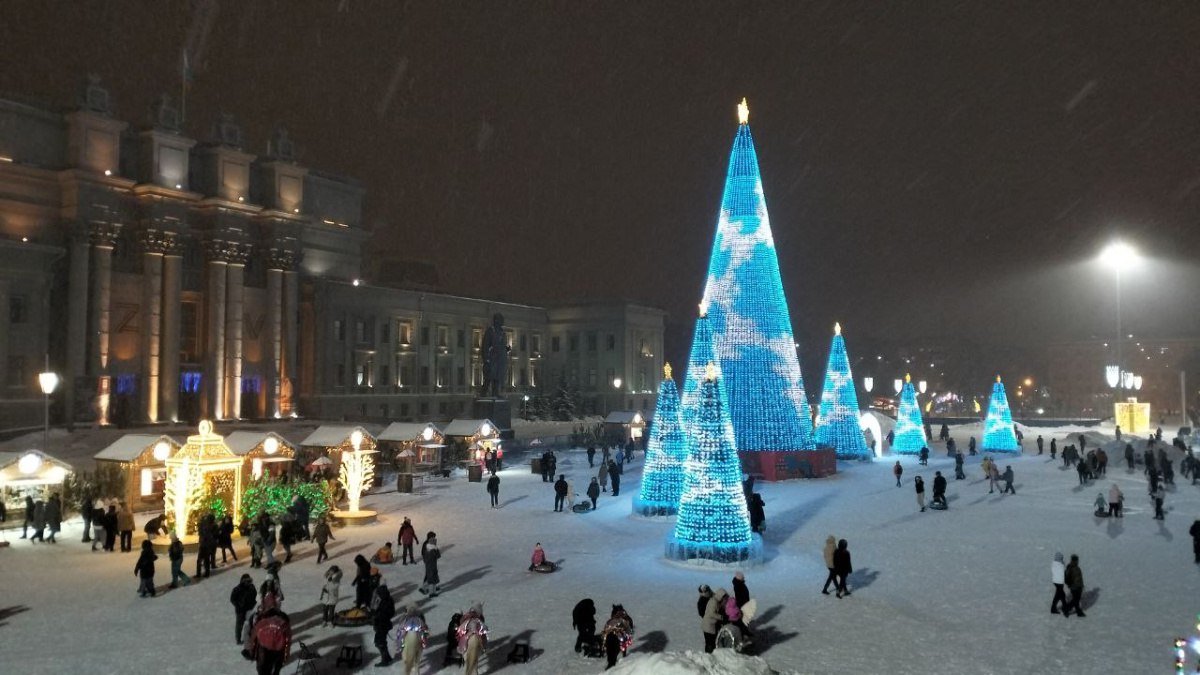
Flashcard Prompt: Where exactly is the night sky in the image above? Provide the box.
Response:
[4,2,1199,373]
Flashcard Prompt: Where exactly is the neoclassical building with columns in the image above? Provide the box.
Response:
[0,79,664,431]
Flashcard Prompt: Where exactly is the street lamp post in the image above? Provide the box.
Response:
[1100,241,1139,396]
[38,355,59,450]
[522,394,530,420]
[610,377,622,416]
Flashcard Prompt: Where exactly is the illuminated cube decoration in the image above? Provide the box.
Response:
[892,375,926,454]
[634,363,687,517]
[698,99,815,454]
[981,376,1020,452]
[667,363,761,565]
[814,323,871,460]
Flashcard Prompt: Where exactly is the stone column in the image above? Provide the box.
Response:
[89,223,120,426]
[140,232,168,422]
[282,265,299,415]
[224,256,246,419]
[65,224,91,427]
[159,238,183,423]
[205,242,228,420]
[264,263,283,418]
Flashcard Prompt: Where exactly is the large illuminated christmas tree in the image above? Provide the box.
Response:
[814,323,871,460]
[892,374,926,454]
[699,99,815,456]
[633,363,687,517]
[982,376,1020,452]
[681,309,721,429]
[666,363,760,565]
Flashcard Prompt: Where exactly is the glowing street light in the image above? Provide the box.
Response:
[1099,240,1141,390]
[918,380,928,394]
[862,377,874,393]
[893,379,903,395]
[38,357,58,451]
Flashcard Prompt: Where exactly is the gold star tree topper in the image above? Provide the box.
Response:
[664,363,673,380]
[738,98,749,124]
[705,362,719,381]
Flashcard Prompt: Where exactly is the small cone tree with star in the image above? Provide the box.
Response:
[634,363,688,517]
[982,376,1020,452]
[814,322,871,460]
[666,362,760,565]
[892,374,926,454]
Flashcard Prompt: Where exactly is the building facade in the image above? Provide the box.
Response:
[0,80,664,430]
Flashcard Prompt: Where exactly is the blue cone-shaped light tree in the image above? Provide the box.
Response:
[699,99,814,454]
[634,363,687,517]
[982,376,1021,452]
[681,309,720,430]
[892,374,926,454]
[814,323,871,460]
[667,363,760,565]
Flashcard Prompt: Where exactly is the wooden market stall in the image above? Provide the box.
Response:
[298,425,379,470]
[0,450,74,513]
[603,411,647,445]
[225,431,297,482]
[378,422,445,472]
[443,418,501,466]
[94,434,183,507]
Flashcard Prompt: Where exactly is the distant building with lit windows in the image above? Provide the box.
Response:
[0,80,663,429]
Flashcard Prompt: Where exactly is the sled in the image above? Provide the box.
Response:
[572,503,593,514]
[715,599,757,654]
[929,501,948,511]
[332,606,373,627]
[530,562,558,573]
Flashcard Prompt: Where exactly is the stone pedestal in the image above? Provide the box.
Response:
[471,398,513,438]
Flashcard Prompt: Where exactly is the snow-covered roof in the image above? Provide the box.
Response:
[443,419,498,438]
[0,449,74,486]
[604,411,645,425]
[94,434,181,462]
[299,425,378,447]
[378,422,442,442]
[224,431,297,457]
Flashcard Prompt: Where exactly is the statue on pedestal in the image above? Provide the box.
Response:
[479,313,510,398]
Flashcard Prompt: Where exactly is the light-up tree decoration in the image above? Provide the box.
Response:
[814,323,871,460]
[339,429,376,514]
[892,374,926,454]
[982,376,1021,452]
[681,308,721,429]
[634,363,688,517]
[698,99,815,455]
[667,363,760,565]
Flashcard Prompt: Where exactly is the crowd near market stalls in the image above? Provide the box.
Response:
[93,434,183,507]
[0,449,73,506]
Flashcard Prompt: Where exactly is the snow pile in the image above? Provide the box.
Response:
[607,649,791,675]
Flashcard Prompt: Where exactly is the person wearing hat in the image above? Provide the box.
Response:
[230,573,258,644]
[420,532,441,596]
[731,571,753,639]
[167,532,192,588]
[370,570,396,667]
[397,517,417,565]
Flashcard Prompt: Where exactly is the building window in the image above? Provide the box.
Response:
[472,362,482,387]
[399,364,410,387]
[420,326,430,345]
[180,301,200,362]
[336,363,345,385]
[419,401,429,416]
[551,336,560,353]
[457,366,465,386]
[457,329,465,348]
[519,333,527,352]
[437,326,448,348]
[400,402,410,417]
[607,333,616,351]
[9,296,27,324]
[420,366,430,386]
[520,368,528,386]
[355,320,366,343]
[438,401,448,415]
[6,356,27,387]
[472,328,482,349]
[587,332,597,352]
[607,368,615,386]
[398,321,412,345]
[333,319,345,341]
[437,366,447,388]
[639,368,647,391]
[588,369,597,387]
[505,329,514,348]
[569,333,579,352]
[380,321,390,343]
[531,334,541,354]
[530,363,539,388]
[380,364,390,388]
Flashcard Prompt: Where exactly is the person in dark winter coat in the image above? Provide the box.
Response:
[893,461,903,487]
[918,447,929,466]
[954,451,965,480]
[587,446,596,467]
[487,474,501,509]
[833,539,853,598]
[45,494,62,542]
[1125,443,1135,470]
[731,570,753,638]
[573,597,597,653]
[21,495,34,538]
[1037,435,1044,454]
[608,460,621,497]
[419,532,441,596]
[370,577,396,666]
[748,493,766,532]
[249,606,291,675]
[313,516,334,564]
[701,587,728,653]
[230,573,257,644]
[1063,554,1085,617]
[103,503,118,551]
[134,539,158,597]
[143,513,168,540]
[352,554,374,607]
[1050,438,1058,459]
[554,475,569,512]
[915,476,926,512]
[279,515,298,563]
[168,532,192,588]
[218,515,237,563]
[1151,485,1166,520]
[196,513,216,577]
[968,436,977,455]
[30,499,45,542]
[1189,519,1200,564]
[1001,466,1016,494]
[586,478,601,510]
[932,471,948,508]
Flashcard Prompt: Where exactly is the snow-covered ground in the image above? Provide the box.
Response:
[2,421,1197,674]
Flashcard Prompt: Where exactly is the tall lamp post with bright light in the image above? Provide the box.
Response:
[1099,241,1140,394]
[610,377,622,415]
[38,357,59,450]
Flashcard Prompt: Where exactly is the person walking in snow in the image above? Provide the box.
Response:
[893,461,903,487]
[218,515,237,564]
[915,476,926,512]
[486,473,500,509]
[587,446,596,468]
[320,565,342,627]
[701,587,728,653]
[352,554,374,608]
[574,597,597,653]
[20,494,33,539]
[419,532,441,596]
[1037,435,1044,455]
[45,493,61,543]
[134,540,158,597]
[954,451,966,480]
[968,436,977,455]
[1125,443,1136,470]
[608,460,622,497]
[597,461,609,493]
[230,573,257,644]
[1189,518,1200,564]
[1151,484,1166,520]
[1050,552,1067,614]
[397,516,416,565]
[1001,466,1016,494]
[1063,554,1085,617]
[117,502,135,552]
[731,570,753,639]
[932,471,948,508]
[1050,438,1057,460]
[371,575,397,666]
[1108,484,1124,518]
[313,515,334,564]
[586,477,600,510]
[833,539,853,598]
[553,474,568,512]
[168,532,191,588]
[918,447,929,466]
[821,535,838,594]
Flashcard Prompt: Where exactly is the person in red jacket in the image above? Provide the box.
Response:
[397,517,417,565]
[250,607,292,675]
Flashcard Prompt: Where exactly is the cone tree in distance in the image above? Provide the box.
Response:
[699,99,814,455]
[666,363,761,565]
[982,376,1021,453]
[634,363,687,518]
[680,307,721,430]
[892,374,926,454]
[814,323,871,460]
